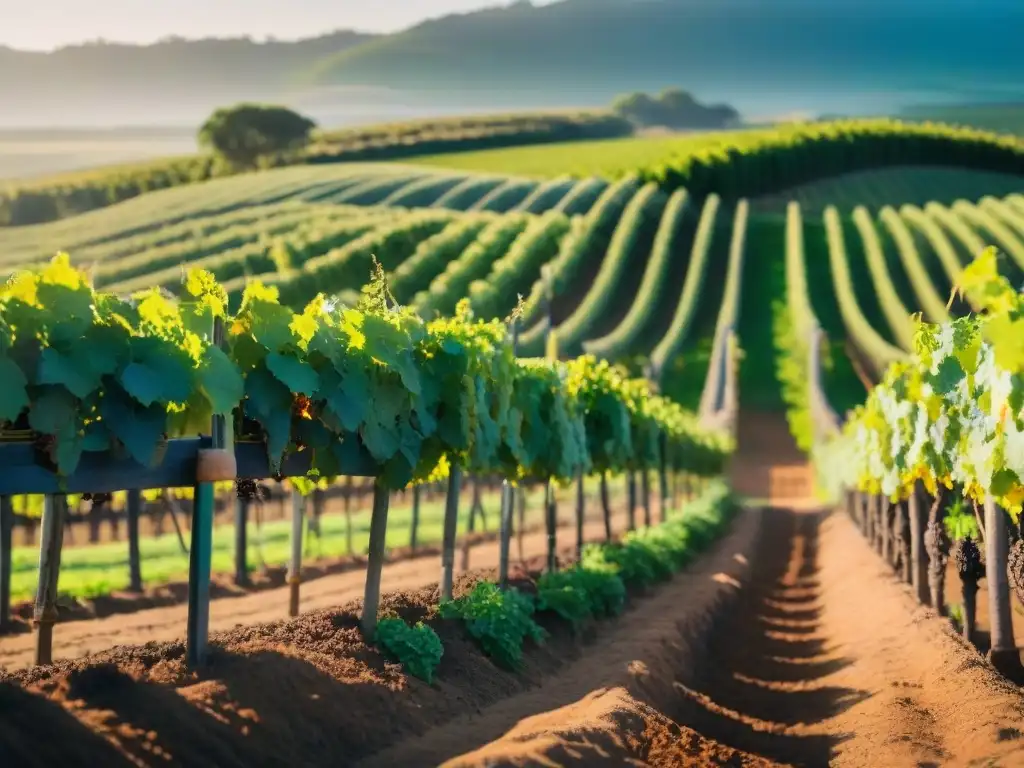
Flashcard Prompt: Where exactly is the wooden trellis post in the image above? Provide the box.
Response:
[626,473,637,531]
[575,473,585,560]
[0,495,12,632]
[409,485,421,553]
[498,478,515,588]
[34,494,67,665]
[235,496,250,587]
[641,470,652,528]
[440,465,462,601]
[126,489,143,593]
[658,433,669,523]
[600,473,612,542]
[288,489,305,618]
[187,316,228,668]
[361,482,391,639]
[545,479,558,573]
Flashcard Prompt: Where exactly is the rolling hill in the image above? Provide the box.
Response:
[0,31,375,127]
[6,0,1024,129]
[309,0,1024,108]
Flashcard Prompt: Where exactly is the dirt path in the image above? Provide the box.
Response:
[389,507,1024,767]
[0,510,630,671]
[670,508,1024,766]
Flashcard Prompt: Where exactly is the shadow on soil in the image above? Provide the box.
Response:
[670,508,869,767]
[0,558,589,768]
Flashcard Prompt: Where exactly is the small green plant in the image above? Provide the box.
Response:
[374,617,444,683]
[438,581,545,670]
[948,603,964,627]
[944,498,980,542]
[536,563,627,627]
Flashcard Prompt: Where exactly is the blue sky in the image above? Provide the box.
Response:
[5,0,547,50]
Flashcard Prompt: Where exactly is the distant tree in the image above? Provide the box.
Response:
[198,104,317,169]
[612,88,739,130]
[611,92,661,126]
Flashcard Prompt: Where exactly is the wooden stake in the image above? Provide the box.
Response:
[409,485,421,553]
[498,478,514,588]
[361,482,391,639]
[0,496,13,631]
[575,473,585,560]
[440,465,462,601]
[126,489,143,593]
[34,495,67,666]
[234,496,250,586]
[287,489,304,618]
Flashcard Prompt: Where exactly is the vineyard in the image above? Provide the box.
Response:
[2,118,1024,765]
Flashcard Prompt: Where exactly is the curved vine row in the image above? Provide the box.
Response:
[648,194,721,379]
[412,214,530,318]
[467,211,572,320]
[878,206,949,324]
[823,205,905,376]
[555,183,666,355]
[851,206,915,350]
[582,188,689,360]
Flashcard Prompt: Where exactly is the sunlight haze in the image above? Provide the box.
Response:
[1,0,542,50]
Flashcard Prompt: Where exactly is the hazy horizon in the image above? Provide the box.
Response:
[2,0,553,51]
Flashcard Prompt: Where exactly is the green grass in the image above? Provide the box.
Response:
[406,132,747,178]
[8,489,513,601]
[8,479,631,602]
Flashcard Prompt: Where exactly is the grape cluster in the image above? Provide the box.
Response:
[954,537,985,582]
[235,479,271,501]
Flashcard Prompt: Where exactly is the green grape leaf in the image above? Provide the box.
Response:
[250,301,295,352]
[28,387,77,435]
[0,355,29,423]
[323,364,371,432]
[245,365,292,418]
[260,406,292,472]
[198,346,244,415]
[927,355,965,396]
[38,347,102,400]
[53,423,84,476]
[100,392,168,467]
[266,351,320,396]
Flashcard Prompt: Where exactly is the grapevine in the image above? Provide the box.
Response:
[815,247,1024,517]
[0,254,731,492]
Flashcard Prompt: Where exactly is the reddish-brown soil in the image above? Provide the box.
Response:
[5,412,1024,766]
[0,509,633,670]
[6,505,1024,767]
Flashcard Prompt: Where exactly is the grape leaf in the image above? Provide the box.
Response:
[28,387,77,435]
[198,345,244,415]
[266,351,320,396]
[100,391,168,467]
[0,355,29,423]
[38,347,102,399]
